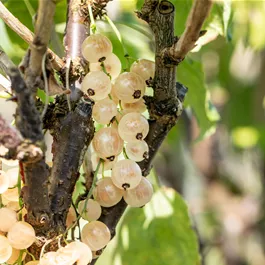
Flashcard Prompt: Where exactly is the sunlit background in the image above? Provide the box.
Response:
[1,0,265,264]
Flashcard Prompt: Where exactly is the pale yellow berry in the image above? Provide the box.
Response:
[111,159,142,190]
[81,71,111,101]
[0,235,12,263]
[121,98,146,113]
[113,72,146,103]
[90,53,121,79]
[125,141,149,162]
[118,112,149,142]
[81,221,111,251]
[78,199,102,221]
[92,127,123,160]
[92,98,118,125]
[0,170,9,194]
[93,177,123,207]
[81,34,112,63]
[66,205,77,229]
[130,59,155,81]
[7,221,36,249]
[0,208,17,232]
[123,177,153,207]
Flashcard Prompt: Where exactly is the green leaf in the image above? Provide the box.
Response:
[177,59,219,141]
[112,187,200,265]
[4,0,37,50]
[204,1,233,41]
[172,0,193,36]
[37,89,54,103]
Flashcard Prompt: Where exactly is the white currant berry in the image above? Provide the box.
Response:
[25,261,40,265]
[92,127,123,161]
[2,188,19,202]
[6,168,19,188]
[6,201,20,211]
[81,34,112,63]
[118,112,149,142]
[90,53,121,79]
[6,248,26,264]
[0,170,9,194]
[130,59,155,81]
[78,199,102,221]
[66,205,77,228]
[62,241,93,265]
[81,221,111,251]
[109,84,120,105]
[81,71,111,101]
[0,235,12,263]
[92,98,118,125]
[39,252,57,265]
[0,159,18,167]
[121,98,146,113]
[123,177,153,207]
[113,72,146,103]
[0,208,17,232]
[111,159,142,190]
[91,153,117,172]
[7,221,36,249]
[125,141,149,162]
[93,177,123,207]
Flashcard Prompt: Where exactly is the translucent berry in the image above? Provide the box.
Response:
[25,261,40,265]
[6,168,19,188]
[7,221,36,249]
[0,208,17,232]
[81,71,111,101]
[90,53,121,79]
[39,252,57,265]
[109,85,120,105]
[121,98,146,113]
[111,159,142,190]
[2,188,19,202]
[0,235,12,263]
[7,248,26,264]
[81,34,112,63]
[92,98,117,125]
[0,159,18,167]
[78,199,102,221]
[81,221,111,251]
[0,170,9,194]
[130,59,155,81]
[123,177,153,207]
[92,127,123,160]
[113,72,146,103]
[125,141,149,162]
[63,241,92,265]
[118,112,149,142]
[66,205,77,228]
[91,153,117,172]
[93,177,123,207]
[6,201,20,211]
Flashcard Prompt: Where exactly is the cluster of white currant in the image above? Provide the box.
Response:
[0,32,156,264]
[0,160,36,264]
[72,33,155,258]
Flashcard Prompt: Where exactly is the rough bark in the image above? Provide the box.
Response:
[49,100,94,233]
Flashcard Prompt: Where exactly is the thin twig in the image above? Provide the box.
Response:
[24,0,57,92]
[0,1,64,71]
[167,0,213,62]
[41,53,49,119]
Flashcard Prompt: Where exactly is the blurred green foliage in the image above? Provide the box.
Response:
[97,186,200,265]
[2,0,265,264]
